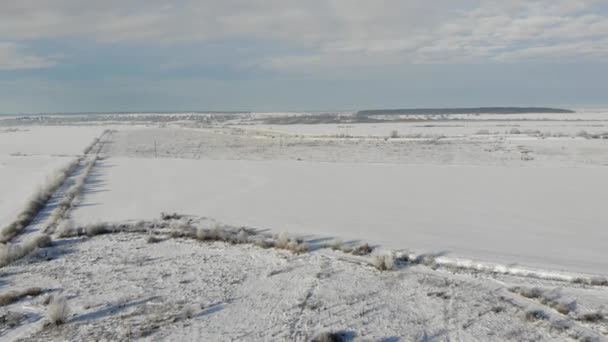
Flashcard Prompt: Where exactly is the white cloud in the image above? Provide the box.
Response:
[0,0,607,72]
[0,42,56,70]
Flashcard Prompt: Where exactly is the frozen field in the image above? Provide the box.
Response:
[72,157,608,275]
[1,112,607,341]
[0,126,106,156]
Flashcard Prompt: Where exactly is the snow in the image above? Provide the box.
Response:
[5,233,605,341]
[72,157,608,276]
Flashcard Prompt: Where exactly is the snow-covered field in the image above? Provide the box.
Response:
[72,157,608,275]
[1,111,607,341]
[0,126,106,156]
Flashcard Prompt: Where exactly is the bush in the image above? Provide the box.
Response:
[390,130,399,138]
[48,296,70,325]
[85,223,110,236]
[32,234,52,248]
[572,276,608,286]
[525,309,548,322]
[274,232,290,249]
[371,252,395,271]
[180,305,196,320]
[351,243,373,256]
[0,234,51,268]
[55,220,76,238]
[0,287,43,306]
[311,331,351,342]
[146,235,164,244]
[578,312,604,323]
[254,239,275,249]
[509,128,521,134]
[160,212,182,220]
[236,229,250,244]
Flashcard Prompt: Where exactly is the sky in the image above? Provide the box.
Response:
[1,0,607,113]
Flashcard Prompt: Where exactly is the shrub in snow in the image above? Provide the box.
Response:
[146,235,164,244]
[509,128,521,134]
[272,233,309,254]
[195,227,210,241]
[160,212,182,220]
[510,287,543,299]
[327,239,354,254]
[30,234,52,249]
[47,296,70,325]
[576,130,589,138]
[0,287,42,306]
[554,302,575,315]
[351,243,373,256]
[371,252,395,271]
[549,319,572,332]
[292,241,310,254]
[578,312,604,323]
[511,287,575,315]
[236,229,250,244]
[55,220,76,238]
[274,232,290,249]
[0,234,51,268]
[524,308,548,322]
[589,277,608,286]
[311,330,354,342]
[180,305,196,320]
[522,129,541,136]
[573,276,608,286]
[254,239,275,249]
[85,223,110,236]
[390,130,399,138]
[0,243,24,267]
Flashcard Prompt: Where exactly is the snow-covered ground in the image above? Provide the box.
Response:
[1,112,607,341]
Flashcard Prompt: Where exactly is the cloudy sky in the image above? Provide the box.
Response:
[1,0,607,113]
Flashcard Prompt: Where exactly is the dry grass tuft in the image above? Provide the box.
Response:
[371,252,395,271]
[0,234,52,268]
[0,287,43,306]
[510,287,575,315]
[572,276,608,286]
[254,239,275,249]
[160,212,182,220]
[47,296,69,325]
[525,308,548,322]
[271,233,309,254]
[351,243,373,256]
[146,235,164,244]
[311,331,351,342]
[578,312,604,323]
[32,234,52,248]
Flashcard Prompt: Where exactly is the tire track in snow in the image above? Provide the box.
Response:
[5,130,112,247]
